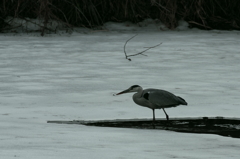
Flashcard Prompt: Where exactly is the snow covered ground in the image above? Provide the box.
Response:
[1,21,240,158]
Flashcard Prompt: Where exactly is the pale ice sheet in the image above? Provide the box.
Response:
[1,22,240,158]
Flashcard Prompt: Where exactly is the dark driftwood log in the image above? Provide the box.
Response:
[48,117,240,138]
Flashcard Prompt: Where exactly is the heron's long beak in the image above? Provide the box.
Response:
[116,89,130,95]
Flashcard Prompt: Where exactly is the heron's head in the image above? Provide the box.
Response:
[116,85,142,95]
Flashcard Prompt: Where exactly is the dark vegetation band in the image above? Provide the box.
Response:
[1,0,240,32]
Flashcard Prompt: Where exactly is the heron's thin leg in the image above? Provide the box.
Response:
[152,109,156,129]
[152,109,155,121]
[162,108,169,121]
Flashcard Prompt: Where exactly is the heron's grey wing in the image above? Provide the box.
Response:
[144,89,183,108]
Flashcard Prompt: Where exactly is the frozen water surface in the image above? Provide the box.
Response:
[1,22,240,158]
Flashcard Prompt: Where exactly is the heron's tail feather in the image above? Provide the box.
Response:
[177,96,188,105]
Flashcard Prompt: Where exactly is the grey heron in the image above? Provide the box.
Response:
[115,85,187,121]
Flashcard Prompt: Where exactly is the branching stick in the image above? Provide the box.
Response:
[123,34,162,61]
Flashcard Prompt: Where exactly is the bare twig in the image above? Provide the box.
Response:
[128,43,162,57]
[123,34,138,61]
[123,34,162,61]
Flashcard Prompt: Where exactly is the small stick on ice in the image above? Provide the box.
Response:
[123,34,162,61]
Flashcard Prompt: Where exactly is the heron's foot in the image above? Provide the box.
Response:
[152,122,156,129]
[152,119,156,129]
[166,115,169,121]
[163,116,171,127]
[152,125,155,129]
